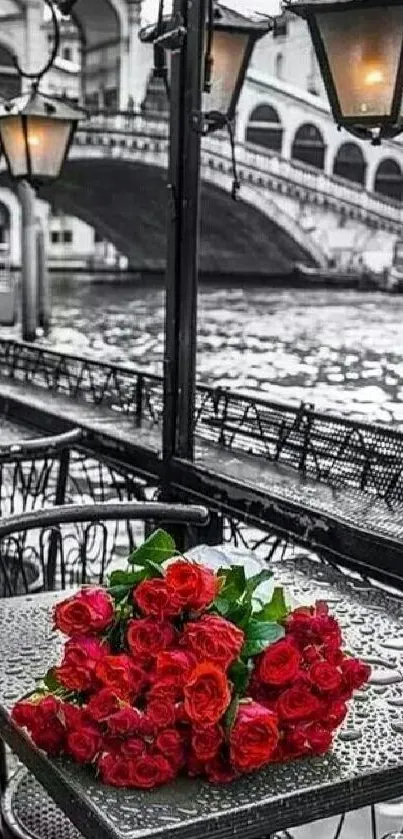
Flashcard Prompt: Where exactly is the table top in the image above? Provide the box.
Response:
[1,546,403,839]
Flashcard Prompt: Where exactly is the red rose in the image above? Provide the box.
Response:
[148,680,180,703]
[130,755,175,789]
[277,685,323,723]
[146,697,176,731]
[192,724,223,761]
[107,707,143,736]
[87,688,121,722]
[256,640,301,687]
[30,722,66,756]
[53,588,114,636]
[230,702,279,772]
[98,754,134,788]
[95,654,147,700]
[120,737,146,758]
[56,636,110,690]
[309,661,343,694]
[134,578,180,619]
[67,724,102,764]
[184,662,231,725]
[155,728,185,768]
[341,659,371,694]
[305,722,333,755]
[13,695,62,736]
[60,702,89,731]
[155,650,197,688]
[127,618,176,661]
[324,699,348,730]
[166,560,219,611]
[286,605,342,651]
[206,753,237,784]
[12,699,40,729]
[183,615,244,669]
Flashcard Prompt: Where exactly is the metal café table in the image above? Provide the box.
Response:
[1,548,403,839]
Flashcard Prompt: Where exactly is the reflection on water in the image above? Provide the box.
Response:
[37,277,403,426]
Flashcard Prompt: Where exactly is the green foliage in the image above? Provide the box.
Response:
[224,695,240,734]
[228,659,250,694]
[42,668,62,692]
[107,529,177,601]
[254,586,289,623]
[127,529,176,567]
[242,619,285,658]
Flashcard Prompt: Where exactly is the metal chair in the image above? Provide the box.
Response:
[0,499,209,839]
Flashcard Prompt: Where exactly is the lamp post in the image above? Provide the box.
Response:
[0,0,84,341]
[142,3,269,465]
[287,0,403,143]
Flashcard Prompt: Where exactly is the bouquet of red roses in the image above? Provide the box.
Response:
[12,530,370,788]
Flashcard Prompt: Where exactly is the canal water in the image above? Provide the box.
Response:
[46,276,403,426]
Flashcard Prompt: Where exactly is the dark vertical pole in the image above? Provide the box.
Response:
[163,0,205,469]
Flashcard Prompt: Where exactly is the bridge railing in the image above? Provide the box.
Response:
[73,111,403,226]
[0,338,402,506]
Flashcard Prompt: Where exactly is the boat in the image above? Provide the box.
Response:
[294,262,382,290]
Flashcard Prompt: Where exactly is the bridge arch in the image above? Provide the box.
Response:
[333,142,367,187]
[291,123,326,170]
[374,159,403,202]
[24,157,326,274]
[246,104,283,154]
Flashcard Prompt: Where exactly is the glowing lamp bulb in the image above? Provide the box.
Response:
[364,67,385,86]
[28,134,40,146]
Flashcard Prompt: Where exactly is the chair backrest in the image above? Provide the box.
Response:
[0,429,84,517]
[0,501,210,596]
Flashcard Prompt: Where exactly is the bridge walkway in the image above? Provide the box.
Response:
[0,375,401,586]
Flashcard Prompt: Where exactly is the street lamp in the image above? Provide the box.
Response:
[0,88,83,185]
[141,5,269,131]
[287,0,403,142]
[141,2,268,469]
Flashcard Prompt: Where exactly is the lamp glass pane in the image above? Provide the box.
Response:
[202,30,249,115]
[26,116,72,179]
[0,115,28,177]
[316,5,403,119]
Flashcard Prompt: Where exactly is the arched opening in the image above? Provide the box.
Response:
[0,201,11,256]
[374,159,403,202]
[246,104,283,154]
[291,123,325,170]
[0,43,21,99]
[73,0,124,111]
[333,142,366,186]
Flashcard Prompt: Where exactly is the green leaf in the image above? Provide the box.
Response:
[242,619,284,658]
[108,569,144,587]
[212,596,231,616]
[254,587,289,623]
[228,659,250,694]
[218,565,246,599]
[108,585,133,603]
[42,668,62,693]
[128,529,176,567]
[224,695,240,734]
[245,569,273,598]
[143,559,165,578]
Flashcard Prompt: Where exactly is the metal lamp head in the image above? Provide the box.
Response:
[0,88,85,185]
[140,2,270,128]
[287,0,403,141]
[203,5,270,123]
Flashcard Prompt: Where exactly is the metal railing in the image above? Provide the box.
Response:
[1,337,403,505]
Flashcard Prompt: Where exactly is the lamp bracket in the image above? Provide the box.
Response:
[154,23,186,51]
[13,0,60,83]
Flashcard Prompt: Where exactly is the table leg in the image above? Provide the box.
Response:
[0,737,7,791]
